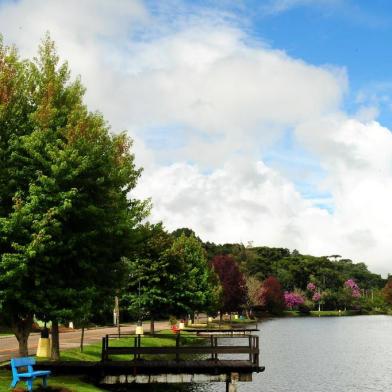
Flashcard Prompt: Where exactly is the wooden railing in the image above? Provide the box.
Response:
[101,333,259,366]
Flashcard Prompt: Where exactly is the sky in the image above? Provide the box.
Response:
[1,0,392,275]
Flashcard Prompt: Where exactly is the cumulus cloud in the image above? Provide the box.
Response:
[1,0,391,274]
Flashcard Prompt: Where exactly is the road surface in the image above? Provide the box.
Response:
[0,321,169,362]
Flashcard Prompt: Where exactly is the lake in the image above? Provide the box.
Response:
[115,315,392,392]
[193,315,392,392]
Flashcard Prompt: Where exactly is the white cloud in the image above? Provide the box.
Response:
[262,0,343,14]
[1,1,392,275]
[134,159,322,247]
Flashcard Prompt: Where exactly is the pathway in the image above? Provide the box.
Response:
[0,321,169,362]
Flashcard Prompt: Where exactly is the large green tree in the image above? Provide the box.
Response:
[0,35,148,357]
[122,223,174,334]
[162,234,221,317]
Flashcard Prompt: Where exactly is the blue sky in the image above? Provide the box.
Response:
[139,0,392,214]
[169,0,392,126]
[1,0,392,273]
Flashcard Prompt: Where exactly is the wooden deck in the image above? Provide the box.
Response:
[36,359,265,375]
[35,332,264,388]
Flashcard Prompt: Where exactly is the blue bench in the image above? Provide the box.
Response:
[10,357,51,391]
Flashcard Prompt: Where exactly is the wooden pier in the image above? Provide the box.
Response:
[36,331,265,391]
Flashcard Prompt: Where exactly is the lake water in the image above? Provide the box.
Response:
[193,315,392,392]
[114,316,392,392]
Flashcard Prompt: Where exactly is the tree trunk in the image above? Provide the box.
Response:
[115,295,120,338]
[80,325,85,353]
[150,317,155,335]
[11,315,33,357]
[51,320,60,360]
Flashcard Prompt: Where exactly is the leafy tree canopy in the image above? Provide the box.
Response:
[0,34,149,355]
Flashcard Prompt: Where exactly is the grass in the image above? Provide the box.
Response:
[185,318,256,330]
[283,310,362,317]
[0,369,106,392]
[2,330,201,391]
[54,330,199,362]
[1,330,204,391]
[0,327,13,337]
[229,318,257,324]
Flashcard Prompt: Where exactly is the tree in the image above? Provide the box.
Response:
[122,223,173,334]
[0,35,148,357]
[211,255,247,315]
[162,234,220,317]
[171,227,201,241]
[284,291,305,310]
[342,279,361,310]
[382,277,392,306]
[258,276,285,315]
[245,276,262,317]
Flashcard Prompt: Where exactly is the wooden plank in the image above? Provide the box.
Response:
[35,359,265,374]
[106,346,258,355]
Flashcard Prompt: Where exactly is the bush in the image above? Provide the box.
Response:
[298,303,311,314]
[169,315,178,326]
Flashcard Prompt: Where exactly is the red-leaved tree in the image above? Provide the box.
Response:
[211,255,247,314]
[258,276,285,315]
[383,277,392,306]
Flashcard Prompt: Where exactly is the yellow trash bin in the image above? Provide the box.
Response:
[36,337,51,357]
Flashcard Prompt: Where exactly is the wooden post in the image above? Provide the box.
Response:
[227,372,239,392]
[101,337,106,361]
[137,334,141,360]
[133,337,137,361]
[175,333,180,362]
[248,335,252,362]
[105,334,109,361]
[214,337,218,361]
[80,325,85,353]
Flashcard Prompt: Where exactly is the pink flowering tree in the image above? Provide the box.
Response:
[284,291,305,310]
[343,279,361,310]
[344,279,361,298]
[312,292,321,302]
[307,282,316,292]
[312,291,322,311]
[306,282,322,310]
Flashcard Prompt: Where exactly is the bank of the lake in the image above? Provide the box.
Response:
[283,309,390,317]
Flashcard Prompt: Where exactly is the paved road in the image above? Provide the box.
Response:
[0,321,169,362]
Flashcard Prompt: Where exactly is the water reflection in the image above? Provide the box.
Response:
[104,316,392,392]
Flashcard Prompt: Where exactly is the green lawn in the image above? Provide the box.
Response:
[229,318,257,324]
[3,330,203,391]
[283,310,362,317]
[56,330,198,362]
[0,370,105,391]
